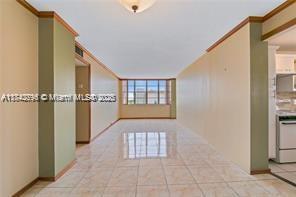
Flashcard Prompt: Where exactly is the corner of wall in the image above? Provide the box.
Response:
[249,22,269,172]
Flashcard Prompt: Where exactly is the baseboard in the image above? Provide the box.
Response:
[119,117,176,119]
[91,118,120,142]
[12,178,39,197]
[38,177,55,182]
[250,169,271,175]
[76,141,90,144]
[13,159,76,196]
[39,159,76,181]
[54,159,76,180]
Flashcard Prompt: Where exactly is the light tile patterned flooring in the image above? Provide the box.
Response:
[270,161,296,185]
[23,120,296,196]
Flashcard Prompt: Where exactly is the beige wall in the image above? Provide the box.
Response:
[1,0,39,196]
[0,1,4,194]
[53,19,76,176]
[83,53,119,139]
[120,104,171,118]
[263,2,296,35]
[38,17,76,178]
[177,22,269,173]
[177,24,252,172]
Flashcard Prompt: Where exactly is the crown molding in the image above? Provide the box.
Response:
[206,16,263,52]
[263,0,296,21]
[17,0,120,79]
[16,0,79,37]
[262,18,296,40]
[16,0,39,16]
[17,0,295,75]
[75,41,120,79]
[206,0,295,52]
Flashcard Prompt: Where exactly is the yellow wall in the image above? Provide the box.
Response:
[263,2,296,35]
[0,0,38,196]
[177,24,252,172]
[83,53,119,139]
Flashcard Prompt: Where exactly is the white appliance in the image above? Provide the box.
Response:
[277,75,296,92]
[276,115,296,163]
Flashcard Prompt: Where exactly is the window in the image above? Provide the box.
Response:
[159,80,167,104]
[135,80,146,104]
[127,80,135,104]
[122,79,172,105]
[147,80,158,104]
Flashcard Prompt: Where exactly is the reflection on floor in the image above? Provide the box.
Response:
[270,160,296,185]
[122,131,172,159]
[23,120,296,196]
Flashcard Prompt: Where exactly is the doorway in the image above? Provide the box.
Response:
[75,57,91,144]
[267,26,296,185]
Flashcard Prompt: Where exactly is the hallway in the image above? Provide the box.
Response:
[23,120,296,197]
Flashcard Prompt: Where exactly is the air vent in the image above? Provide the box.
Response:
[75,45,83,57]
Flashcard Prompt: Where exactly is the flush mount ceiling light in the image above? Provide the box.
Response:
[119,0,156,13]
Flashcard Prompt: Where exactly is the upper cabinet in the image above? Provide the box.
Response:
[277,75,296,92]
[276,53,296,74]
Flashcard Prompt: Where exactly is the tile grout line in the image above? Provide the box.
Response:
[135,159,140,197]
[160,151,172,196]
[270,172,296,188]
[208,160,255,196]
[25,120,296,196]
[99,146,118,196]
[225,181,245,197]
[183,159,206,197]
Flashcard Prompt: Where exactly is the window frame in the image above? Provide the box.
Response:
[122,79,172,105]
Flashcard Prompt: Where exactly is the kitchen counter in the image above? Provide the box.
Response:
[276,110,296,116]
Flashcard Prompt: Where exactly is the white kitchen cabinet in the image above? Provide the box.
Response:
[276,54,296,74]
[277,75,296,92]
[269,46,278,159]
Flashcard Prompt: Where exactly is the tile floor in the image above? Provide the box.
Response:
[270,160,296,185]
[22,120,296,196]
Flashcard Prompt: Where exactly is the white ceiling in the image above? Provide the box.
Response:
[28,0,284,78]
[268,26,296,51]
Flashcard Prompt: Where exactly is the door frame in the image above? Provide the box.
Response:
[75,54,91,144]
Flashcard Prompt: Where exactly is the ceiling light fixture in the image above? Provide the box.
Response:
[119,0,156,13]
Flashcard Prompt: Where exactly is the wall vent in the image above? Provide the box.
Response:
[75,45,84,57]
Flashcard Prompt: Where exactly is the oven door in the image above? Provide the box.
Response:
[279,121,296,149]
